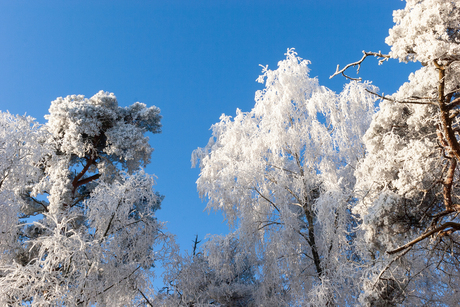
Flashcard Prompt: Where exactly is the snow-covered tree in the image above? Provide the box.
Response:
[0,91,171,306]
[333,0,460,305]
[157,234,257,307]
[191,49,377,306]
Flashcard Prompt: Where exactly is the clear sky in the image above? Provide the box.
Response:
[0,0,419,291]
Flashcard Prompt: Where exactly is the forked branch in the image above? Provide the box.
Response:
[330,50,390,80]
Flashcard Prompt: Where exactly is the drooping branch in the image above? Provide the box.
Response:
[330,50,390,80]
[376,246,412,284]
[265,163,300,178]
[257,220,284,231]
[253,186,280,213]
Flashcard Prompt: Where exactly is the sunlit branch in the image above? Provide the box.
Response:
[434,60,460,163]
[330,50,390,80]
[387,222,460,254]
[443,157,457,211]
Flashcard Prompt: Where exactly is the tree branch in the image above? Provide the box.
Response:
[253,186,280,212]
[387,222,460,254]
[434,60,460,163]
[138,288,154,307]
[443,157,457,211]
[257,220,283,231]
[74,174,101,191]
[77,265,141,306]
[365,89,438,106]
[330,50,390,80]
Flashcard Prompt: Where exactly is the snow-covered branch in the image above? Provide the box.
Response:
[330,50,389,80]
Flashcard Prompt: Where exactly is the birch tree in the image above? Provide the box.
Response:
[192,49,377,306]
[157,234,257,307]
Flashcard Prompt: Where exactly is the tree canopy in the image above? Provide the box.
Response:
[0,92,171,306]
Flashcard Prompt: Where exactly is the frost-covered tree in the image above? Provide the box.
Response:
[333,0,460,305]
[0,91,171,306]
[157,234,257,307]
[191,49,377,306]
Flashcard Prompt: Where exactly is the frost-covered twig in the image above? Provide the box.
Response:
[330,51,390,80]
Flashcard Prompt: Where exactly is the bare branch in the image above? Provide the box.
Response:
[365,89,438,106]
[257,220,283,231]
[138,288,154,307]
[192,234,201,256]
[330,50,390,80]
[376,246,413,283]
[253,186,280,212]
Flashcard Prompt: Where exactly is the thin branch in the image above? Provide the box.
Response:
[375,246,412,289]
[192,234,201,256]
[365,89,438,106]
[330,50,390,80]
[449,109,460,119]
[27,194,49,213]
[444,87,460,97]
[298,230,312,246]
[432,210,454,220]
[101,200,124,239]
[253,186,280,212]
[446,96,460,110]
[285,186,303,205]
[77,265,141,306]
[138,289,154,307]
[257,220,284,231]
[0,171,9,190]
[265,163,300,178]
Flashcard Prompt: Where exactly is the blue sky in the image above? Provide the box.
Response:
[0,0,419,291]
